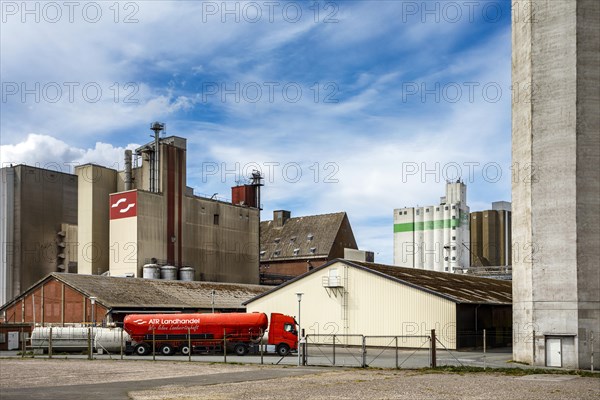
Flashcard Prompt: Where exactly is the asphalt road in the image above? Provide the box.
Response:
[0,366,323,400]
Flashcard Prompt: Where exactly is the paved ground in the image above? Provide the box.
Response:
[1,358,598,400]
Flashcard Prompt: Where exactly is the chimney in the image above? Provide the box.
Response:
[124,150,133,190]
[273,210,291,227]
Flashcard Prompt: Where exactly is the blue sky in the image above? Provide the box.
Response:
[1,1,512,264]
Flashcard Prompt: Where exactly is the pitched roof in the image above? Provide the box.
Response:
[245,259,512,305]
[2,273,269,311]
[260,212,347,260]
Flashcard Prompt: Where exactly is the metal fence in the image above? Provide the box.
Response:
[304,334,433,368]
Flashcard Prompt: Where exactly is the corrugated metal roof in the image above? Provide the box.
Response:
[245,259,512,305]
[260,212,346,260]
[48,273,269,310]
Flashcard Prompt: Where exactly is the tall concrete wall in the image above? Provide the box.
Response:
[0,166,77,304]
[512,0,599,369]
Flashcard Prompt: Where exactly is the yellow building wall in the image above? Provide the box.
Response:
[247,261,457,349]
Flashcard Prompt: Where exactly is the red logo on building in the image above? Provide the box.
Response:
[110,191,137,220]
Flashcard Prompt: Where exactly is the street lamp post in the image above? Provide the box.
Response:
[296,292,303,366]
[89,297,97,359]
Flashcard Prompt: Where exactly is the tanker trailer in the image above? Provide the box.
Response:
[123,312,297,356]
[30,326,130,353]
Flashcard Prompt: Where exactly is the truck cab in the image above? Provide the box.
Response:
[267,313,298,356]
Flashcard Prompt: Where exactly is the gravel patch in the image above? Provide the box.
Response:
[130,369,600,400]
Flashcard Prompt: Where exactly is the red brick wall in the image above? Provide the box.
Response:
[260,259,328,277]
[43,280,62,324]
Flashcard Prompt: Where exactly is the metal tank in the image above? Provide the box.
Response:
[142,264,160,279]
[179,267,195,281]
[160,265,177,280]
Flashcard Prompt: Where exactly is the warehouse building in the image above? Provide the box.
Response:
[0,272,269,349]
[259,210,358,285]
[245,259,512,350]
[393,181,470,273]
[0,165,78,305]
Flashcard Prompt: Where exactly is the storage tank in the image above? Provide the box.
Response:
[160,265,177,280]
[143,264,160,279]
[179,267,195,281]
[30,327,130,353]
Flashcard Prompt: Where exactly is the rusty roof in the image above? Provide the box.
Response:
[2,273,270,310]
[260,212,348,260]
[245,259,512,305]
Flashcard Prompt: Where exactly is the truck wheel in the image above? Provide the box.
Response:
[179,344,191,356]
[276,343,290,357]
[135,344,150,356]
[160,344,175,356]
[234,343,248,356]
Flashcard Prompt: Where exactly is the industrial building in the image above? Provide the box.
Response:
[0,272,269,350]
[393,181,470,272]
[0,165,78,305]
[81,128,261,283]
[512,0,599,368]
[259,210,358,284]
[469,201,512,267]
[245,259,512,350]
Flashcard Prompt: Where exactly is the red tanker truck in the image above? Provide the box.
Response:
[123,312,297,357]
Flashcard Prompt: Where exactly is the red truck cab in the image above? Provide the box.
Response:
[268,313,298,356]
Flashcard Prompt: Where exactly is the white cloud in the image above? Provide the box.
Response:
[0,134,139,173]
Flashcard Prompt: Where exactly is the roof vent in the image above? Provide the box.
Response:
[259,250,266,257]
[309,247,316,254]
[273,250,281,257]
[274,238,281,244]
[307,233,314,241]
[293,248,300,256]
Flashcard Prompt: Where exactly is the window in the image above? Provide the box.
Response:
[404,211,407,215]
[416,210,420,215]
[444,206,448,210]
[452,226,456,230]
[213,214,219,225]
[436,207,439,211]
[284,323,295,333]
[452,236,456,240]
[452,215,456,219]
[426,208,429,213]
[452,246,456,250]
[452,205,456,210]
[444,257,448,261]
[452,256,456,261]
[444,267,449,271]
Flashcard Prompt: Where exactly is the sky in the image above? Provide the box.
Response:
[0,0,512,264]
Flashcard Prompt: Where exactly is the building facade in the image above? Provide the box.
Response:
[469,201,512,267]
[512,0,599,369]
[394,181,470,272]
[259,210,358,285]
[0,165,78,305]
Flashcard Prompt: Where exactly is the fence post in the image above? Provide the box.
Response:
[333,335,336,366]
[483,329,487,370]
[430,329,436,368]
[49,327,53,359]
[260,339,264,365]
[21,327,25,358]
[120,328,124,360]
[152,328,156,361]
[395,336,398,369]
[188,328,192,362]
[362,336,367,368]
[223,329,227,363]
[88,326,92,360]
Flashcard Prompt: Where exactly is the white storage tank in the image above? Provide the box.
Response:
[143,264,160,279]
[30,327,130,353]
[160,265,177,280]
[179,267,195,281]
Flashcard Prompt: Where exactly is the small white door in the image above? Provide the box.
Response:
[7,332,19,350]
[545,337,562,367]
